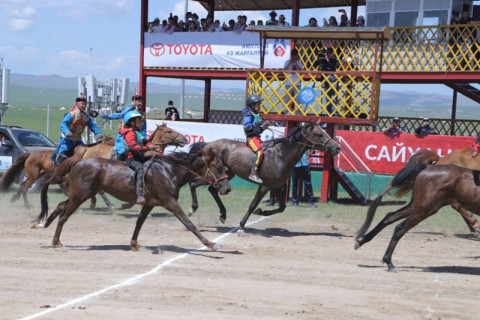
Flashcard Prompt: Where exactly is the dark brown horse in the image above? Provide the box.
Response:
[395,149,480,234]
[0,123,187,209]
[188,122,341,229]
[34,147,231,250]
[355,163,480,272]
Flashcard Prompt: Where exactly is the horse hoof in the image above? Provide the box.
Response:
[209,243,221,251]
[219,216,226,224]
[31,223,45,229]
[188,208,195,216]
[252,208,262,215]
[354,240,360,250]
[387,266,398,273]
[237,229,245,237]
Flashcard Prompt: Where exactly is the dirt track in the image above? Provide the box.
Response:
[1,192,480,320]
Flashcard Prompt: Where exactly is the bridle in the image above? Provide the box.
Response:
[201,156,229,188]
[300,126,334,151]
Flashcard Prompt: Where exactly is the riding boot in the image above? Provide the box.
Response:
[248,162,263,184]
[135,167,146,204]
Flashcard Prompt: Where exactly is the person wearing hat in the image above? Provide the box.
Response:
[415,117,436,136]
[243,94,269,184]
[51,96,103,167]
[163,100,180,121]
[266,11,278,25]
[356,15,365,27]
[102,94,147,137]
[120,110,160,204]
[383,117,406,135]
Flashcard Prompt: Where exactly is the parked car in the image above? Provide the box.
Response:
[0,125,57,186]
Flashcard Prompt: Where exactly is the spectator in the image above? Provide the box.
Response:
[283,49,303,112]
[459,29,473,69]
[214,19,223,31]
[205,15,215,32]
[459,10,472,24]
[316,47,339,114]
[164,100,180,121]
[257,20,264,26]
[415,117,437,136]
[291,151,315,208]
[234,15,247,34]
[324,16,338,27]
[277,14,290,26]
[191,13,200,28]
[149,18,163,32]
[249,20,256,26]
[356,15,365,27]
[200,18,208,31]
[339,9,349,27]
[176,20,187,32]
[222,19,235,31]
[383,117,406,135]
[448,15,460,69]
[266,11,279,25]
[305,17,318,27]
[164,17,177,34]
[188,20,199,32]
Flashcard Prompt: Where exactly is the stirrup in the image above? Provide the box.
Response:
[136,194,146,204]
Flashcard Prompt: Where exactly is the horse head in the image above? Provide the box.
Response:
[150,123,188,149]
[300,122,341,156]
[202,147,231,196]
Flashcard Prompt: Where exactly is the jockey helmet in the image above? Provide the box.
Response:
[123,110,142,124]
[246,94,264,107]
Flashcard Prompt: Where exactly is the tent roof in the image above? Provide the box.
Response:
[193,0,366,11]
[247,26,390,41]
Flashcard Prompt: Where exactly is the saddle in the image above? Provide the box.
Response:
[473,170,480,186]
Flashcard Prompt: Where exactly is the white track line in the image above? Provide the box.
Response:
[20,217,269,320]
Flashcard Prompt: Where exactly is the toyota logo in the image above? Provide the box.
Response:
[150,43,165,56]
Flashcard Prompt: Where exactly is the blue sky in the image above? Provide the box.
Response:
[0,0,449,95]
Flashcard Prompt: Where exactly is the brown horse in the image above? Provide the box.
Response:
[0,123,187,209]
[188,122,341,229]
[398,148,480,234]
[355,163,480,272]
[34,147,231,250]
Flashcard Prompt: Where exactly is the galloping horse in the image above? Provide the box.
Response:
[0,123,187,209]
[188,122,341,229]
[355,163,480,272]
[34,147,231,250]
[394,148,480,234]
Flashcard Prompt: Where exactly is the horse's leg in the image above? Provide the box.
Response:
[165,200,219,250]
[188,179,205,216]
[239,186,270,231]
[89,195,97,209]
[130,205,154,251]
[20,179,35,209]
[355,202,414,250]
[253,186,287,217]
[98,191,115,210]
[207,185,227,223]
[451,203,480,235]
[119,202,135,210]
[42,200,69,228]
[51,199,83,248]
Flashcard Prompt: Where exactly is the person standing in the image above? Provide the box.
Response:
[121,111,160,204]
[243,94,268,184]
[415,117,437,136]
[51,96,102,166]
[383,117,406,135]
[291,151,315,208]
[163,100,180,120]
[102,94,146,137]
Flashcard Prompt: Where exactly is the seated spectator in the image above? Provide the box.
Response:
[356,15,365,27]
[383,117,406,135]
[415,118,437,135]
[323,16,338,27]
[257,20,264,26]
[266,11,278,25]
[277,14,290,26]
[164,17,177,34]
[306,17,318,27]
[164,101,180,121]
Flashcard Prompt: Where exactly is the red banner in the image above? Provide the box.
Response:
[335,131,476,174]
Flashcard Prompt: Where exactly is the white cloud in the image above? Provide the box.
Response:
[1,1,36,31]
[58,0,134,19]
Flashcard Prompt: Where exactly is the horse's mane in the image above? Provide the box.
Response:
[164,148,203,166]
[269,125,307,146]
[190,142,208,153]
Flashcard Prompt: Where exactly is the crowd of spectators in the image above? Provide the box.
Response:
[148,10,365,34]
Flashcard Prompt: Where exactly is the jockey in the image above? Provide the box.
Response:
[243,94,269,184]
[51,96,102,166]
[102,94,147,138]
[121,110,160,204]
[472,136,480,158]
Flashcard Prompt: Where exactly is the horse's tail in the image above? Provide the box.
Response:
[189,142,208,153]
[407,149,439,165]
[0,153,31,192]
[392,163,428,198]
